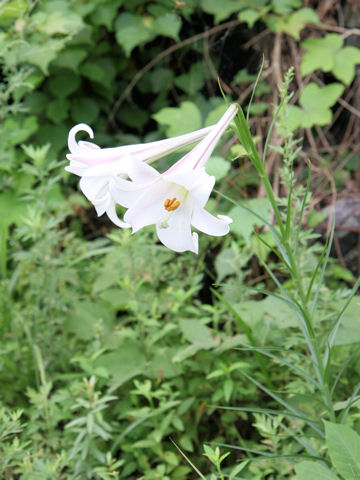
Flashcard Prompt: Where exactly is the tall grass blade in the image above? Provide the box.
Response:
[246,56,264,122]
[213,405,320,426]
[0,225,8,278]
[234,343,319,387]
[170,438,207,480]
[214,443,327,463]
[330,346,360,396]
[294,161,312,256]
[237,370,324,437]
[310,216,335,315]
[338,382,360,424]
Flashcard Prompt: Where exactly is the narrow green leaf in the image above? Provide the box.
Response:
[234,343,319,387]
[170,438,207,480]
[294,161,312,256]
[246,57,264,122]
[310,217,335,315]
[0,225,8,278]
[215,442,325,462]
[285,182,293,242]
[326,276,360,351]
[213,405,320,426]
[337,382,360,424]
[331,346,360,396]
[238,371,324,437]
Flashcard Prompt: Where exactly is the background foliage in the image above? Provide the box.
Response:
[0,0,359,478]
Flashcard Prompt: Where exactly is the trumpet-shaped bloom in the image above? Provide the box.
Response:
[66,124,213,227]
[117,104,238,253]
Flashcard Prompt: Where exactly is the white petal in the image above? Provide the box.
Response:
[68,125,214,167]
[109,177,143,208]
[218,214,233,224]
[166,168,215,208]
[78,140,100,150]
[156,199,198,253]
[92,192,111,216]
[191,206,232,237]
[127,125,213,163]
[75,159,128,178]
[79,176,109,202]
[68,124,94,154]
[126,160,160,184]
[90,191,129,228]
[165,167,210,190]
[124,180,171,233]
[188,173,215,207]
[104,201,130,228]
[65,161,89,176]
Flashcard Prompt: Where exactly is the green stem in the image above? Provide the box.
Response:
[258,153,336,422]
[0,224,8,278]
[234,97,337,423]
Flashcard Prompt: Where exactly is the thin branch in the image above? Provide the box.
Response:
[106,19,242,129]
[310,23,360,38]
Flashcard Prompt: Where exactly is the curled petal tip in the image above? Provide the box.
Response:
[68,123,94,153]
[192,232,199,254]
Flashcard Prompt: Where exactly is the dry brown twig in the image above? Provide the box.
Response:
[106,19,243,129]
[310,23,360,39]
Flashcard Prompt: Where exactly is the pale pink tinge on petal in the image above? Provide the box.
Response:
[165,104,238,174]
[67,125,215,167]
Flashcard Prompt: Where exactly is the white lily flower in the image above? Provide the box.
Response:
[66,123,214,227]
[118,104,238,253]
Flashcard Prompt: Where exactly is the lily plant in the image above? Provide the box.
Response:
[66,124,213,227]
[111,104,238,253]
[66,103,238,252]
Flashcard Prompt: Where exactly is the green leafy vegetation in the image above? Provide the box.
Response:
[1,0,359,478]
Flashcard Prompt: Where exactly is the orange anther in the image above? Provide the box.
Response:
[164,197,180,211]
